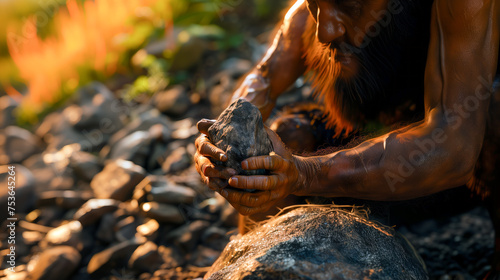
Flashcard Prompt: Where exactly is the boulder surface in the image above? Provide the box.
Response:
[205,206,428,280]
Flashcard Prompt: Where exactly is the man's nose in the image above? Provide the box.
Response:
[315,3,346,44]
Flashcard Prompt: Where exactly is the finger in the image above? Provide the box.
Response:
[197,138,227,162]
[197,119,216,134]
[242,154,286,171]
[228,175,283,191]
[207,177,228,191]
[219,188,272,208]
[230,200,277,216]
[204,165,236,180]
[265,126,288,156]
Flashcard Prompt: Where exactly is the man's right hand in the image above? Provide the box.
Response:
[194,119,237,191]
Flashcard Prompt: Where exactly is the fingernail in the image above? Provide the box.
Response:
[229,177,238,186]
[241,161,248,169]
[220,154,227,161]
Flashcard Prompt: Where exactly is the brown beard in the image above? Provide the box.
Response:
[303,17,357,137]
[301,0,426,138]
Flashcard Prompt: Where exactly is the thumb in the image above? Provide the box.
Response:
[264,126,290,158]
[197,119,216,134]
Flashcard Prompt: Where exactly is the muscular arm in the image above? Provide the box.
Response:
[291,0,500,200]
[230,0,309,120]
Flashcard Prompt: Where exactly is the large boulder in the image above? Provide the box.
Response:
[205,206,428,280]
[208,99,272,176]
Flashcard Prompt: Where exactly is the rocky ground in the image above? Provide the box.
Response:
[0,11,496,280]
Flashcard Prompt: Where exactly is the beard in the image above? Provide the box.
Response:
[303,0,429,137]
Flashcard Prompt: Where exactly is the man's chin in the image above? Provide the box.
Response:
[335,54,359,80]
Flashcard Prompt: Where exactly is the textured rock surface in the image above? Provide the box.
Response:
[205,206,428,280]
[208,99,272,175]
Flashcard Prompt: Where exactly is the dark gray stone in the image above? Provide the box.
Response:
[153,85,192,117]
[87,239,143,277]
[0,165,36,221]
[0,126,42,164]
[128,241,163,273]
[141,202,184,224]
[165,220,210,254]
[69,151,102,182]
[0,95,18,129]
[90,159,146,201]
[206,206,428,280]
[27,246,81,280]
[39,221,85,250]
[73,199,121,226]
[147,176,196,205]
[208,99,272,176]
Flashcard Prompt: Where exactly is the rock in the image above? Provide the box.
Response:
[191,245,221,267]
[161,146,192,174]
[90,159,146,201]
[0,126,42,164]
[136,219,160,241]
[165,220,211,254]
[69,151,102,182]
[208,99,272,176]
[37,190,92,209]
[73,199,121,226]
[108,125,170,170]
[0,95,18,129]
[141,202,184,224]
[39,221,85,250]
[158,245,184,268]
[96,213,117,243]
[220,203,239,228]
[115,216,138,242]
[205,206,428,280]
[147,176,196,205]
[87,239,143,276]
[202,226,231,251]
[171,118,198,140]
[0,165,36,221]
[23,153,75,192]
[107,110,172,149]
[154,85,192,117]
[128,241,164,273]
[27,246,81,280]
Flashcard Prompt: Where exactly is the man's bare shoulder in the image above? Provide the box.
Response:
[435,0,497,22]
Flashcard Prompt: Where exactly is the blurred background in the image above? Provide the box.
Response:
[0,0,293,279]
[0,1,495,280]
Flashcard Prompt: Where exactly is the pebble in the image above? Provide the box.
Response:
[154,85,192,117]
[90,159,146,201]
[73,199,121,226]
[148,177,196,205]
[165,220,211,253]
[87,239,143,276]
[69,150,102,182]
[0,126,42,164]
[136,219,160,240]
[141,202,185,224]
[0,165,36,221]
[27,246,81,280]
[0,95,18,129]
[128,241,164,273]
[162,146,192,174]
[39,221,85,250]
[37,190,92,209]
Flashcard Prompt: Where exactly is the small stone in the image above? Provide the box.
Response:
[158,246,184,268]
[207,99,272,176]
[87,239,143,277]
[202,226,231,251]
[0,126,42,164]
[165,220,211,253]
[37,190,92,209]
[0,165,36,221]
[171,118,198,140]
[147,176,196,205]
[128,241,163,273]
[154,85,192,117]
[39,221,84,250]
[90,159,146,201]
[27,246,81,280]
[96,213,117,244]
[191,245,221,267]
[136,219,160,240]
[141,202,184,224]
[161,146,192,174]
[73,199,121,226]
[0,95,18,129]
[70,151,102,182]
[115,216,138,242]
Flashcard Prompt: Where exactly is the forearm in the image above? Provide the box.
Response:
[293,114,482,201]
[231,0,309,121]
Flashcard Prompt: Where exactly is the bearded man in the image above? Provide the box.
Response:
[194,0,500,277]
